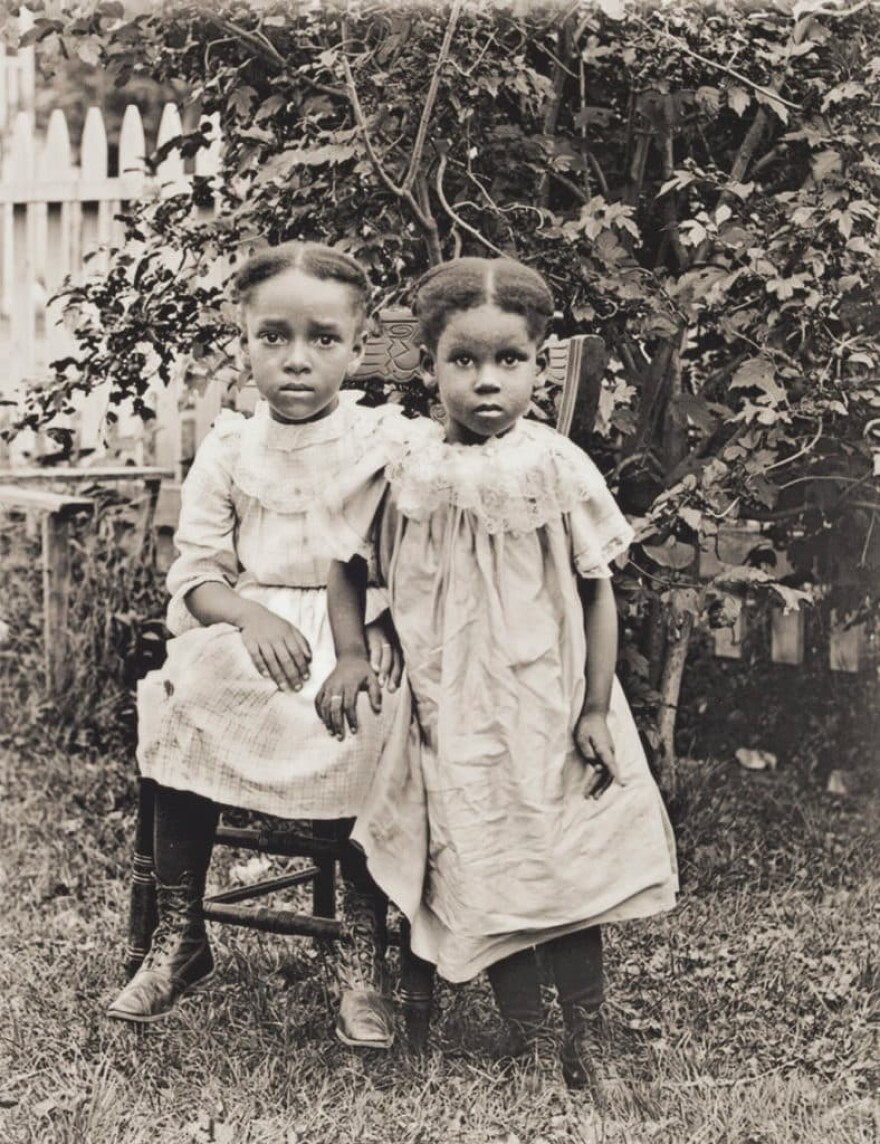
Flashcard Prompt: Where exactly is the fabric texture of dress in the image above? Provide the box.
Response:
[137,393,408,819]
[318,415,678,982]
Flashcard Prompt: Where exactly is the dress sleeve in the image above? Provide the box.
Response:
[315,460,391,572]
[166,417,243,635]
[314,406,411,575]
[559,442,634,579]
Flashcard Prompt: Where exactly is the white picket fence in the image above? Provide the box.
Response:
[0,96,225,474]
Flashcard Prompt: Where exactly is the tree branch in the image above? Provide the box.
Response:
[435,154,506,257]
[402,0,463,193]
[638,21,800,111]
[339,47,436,238]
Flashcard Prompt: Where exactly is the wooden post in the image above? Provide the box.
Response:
[41,510,71,693]
[0,485,93,695]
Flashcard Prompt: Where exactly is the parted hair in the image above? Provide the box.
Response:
[232,241,370,323]
[413,257,555,349]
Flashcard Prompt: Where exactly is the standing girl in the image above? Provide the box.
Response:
[316,257,678,1087]
[108,241,408,1050]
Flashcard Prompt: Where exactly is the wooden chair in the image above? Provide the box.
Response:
[126,310,608,979]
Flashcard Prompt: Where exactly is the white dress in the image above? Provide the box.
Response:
[319,416,679,982]
[137,394,407,819]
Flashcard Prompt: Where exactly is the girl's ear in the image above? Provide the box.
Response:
[346,336,365,378]
[535,344,550,384]
[240,333,250,365]
[419,345,437,391]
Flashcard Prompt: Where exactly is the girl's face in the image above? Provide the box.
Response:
[242,268,364,424]
[423,304,545,444]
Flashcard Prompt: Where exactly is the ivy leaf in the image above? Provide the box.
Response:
[643,540,696,570]
[811,150,841,181]
[77,39,102,67]
[755,89,789,125]
[255,95,286,123]
[695,86,721,114]
[835,211,853,239]
[227,86,258,117]
[731,357,786,404]
[727,86,750,116]
[679,219,709,247]
[748,474,779,508]
[821,81,866,112]
[595,0,625,19]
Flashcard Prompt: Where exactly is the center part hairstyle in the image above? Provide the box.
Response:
[232,240,371,324]
[413,257,555,349]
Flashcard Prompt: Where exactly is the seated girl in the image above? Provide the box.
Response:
[108,241,410,1050]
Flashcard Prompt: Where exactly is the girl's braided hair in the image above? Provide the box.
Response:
[233,241,370,324]
[413,257,554,349]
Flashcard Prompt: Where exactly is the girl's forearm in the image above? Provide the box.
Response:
[579,576,618,714]
[186,581,265,629]
[327,557,370,659]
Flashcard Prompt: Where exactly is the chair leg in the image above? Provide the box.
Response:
[311,820,338,919]
[125,778,159,979]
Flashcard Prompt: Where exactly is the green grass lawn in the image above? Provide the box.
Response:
[0,750,877,1144]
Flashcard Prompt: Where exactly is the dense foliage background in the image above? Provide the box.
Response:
[3,0,878,779]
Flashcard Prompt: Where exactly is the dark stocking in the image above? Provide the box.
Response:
[153,784,219,887]
[487,947,543,1030]
[547,926,604,1024]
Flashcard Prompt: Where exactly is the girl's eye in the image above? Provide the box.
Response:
[453,354,473,367]
[260,331,285,346]
[499,352,524,367]
[316,334,339,347]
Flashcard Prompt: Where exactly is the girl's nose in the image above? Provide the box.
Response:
[284,340,311,372]
[475,368,501,393]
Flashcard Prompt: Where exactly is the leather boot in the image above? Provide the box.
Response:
[560,1004,603,1091]
[335,876,393,1049]
[107,871,214,1023]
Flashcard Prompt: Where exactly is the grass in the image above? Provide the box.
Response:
[0,748,877,1144]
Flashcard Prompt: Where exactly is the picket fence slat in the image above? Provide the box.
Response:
[156,102,187,195]
[119,103,146,196]
[82,106,109,179]
[42,108,73,179]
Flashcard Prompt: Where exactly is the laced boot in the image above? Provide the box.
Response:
[560,1004,603,1092]
[497,1013,558,1057]
[107,871,213,1023]
[335,877,394,1049]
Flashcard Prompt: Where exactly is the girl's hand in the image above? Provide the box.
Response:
[574,710,623,800]
[238,604,312,692]
[365,610,404,692]
[316,655,382,741]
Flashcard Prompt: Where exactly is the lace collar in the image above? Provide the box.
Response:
[244,390,367,451]
[234,391,382,513]
[385,418,610,534]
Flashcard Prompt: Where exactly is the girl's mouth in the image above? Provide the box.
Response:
[474,403,504,414]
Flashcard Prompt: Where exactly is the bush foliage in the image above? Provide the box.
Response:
[3,0,878,774]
